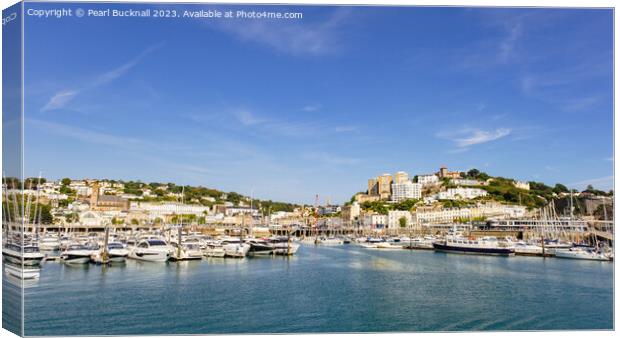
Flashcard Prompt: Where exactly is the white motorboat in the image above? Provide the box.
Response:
[221,238,251,258]
[128,239,172,262]
[2,243,45,266]
[39,235,61,251]
[555,247,612,261]
[246,239,274,256]
[300,237,318,245]
[91,242,130,264]
[61,244,96,264]
[269,237,300,255]
[512,240,544,256]
[402,237,434,250]
[433,236,516,256]
[203,241,226,258]
[170,242,203,261]
[316,237,344,245]
[375,242,403,250]
[107,242,130,262]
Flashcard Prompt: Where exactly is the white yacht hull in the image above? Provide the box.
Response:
[129,249,170,262]
[555,249,612,261]
[273,242,300,255]
[223,243,250,258]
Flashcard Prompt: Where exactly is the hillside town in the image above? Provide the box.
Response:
[4,165,612,237]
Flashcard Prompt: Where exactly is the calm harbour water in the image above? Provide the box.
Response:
[4,244,614,335]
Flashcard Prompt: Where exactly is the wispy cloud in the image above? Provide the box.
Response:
[233,110,266,126]
[41,90,78,111]
[215,8,352,56]
[437,127,511,148]
[192,109,359,138]
[498,22,522,62]
[301,104,322,112]
[41,42,164,112]
[544,165,559,172]
[27,118,148,148]
[333,125,357,133]
[302,151,361,166]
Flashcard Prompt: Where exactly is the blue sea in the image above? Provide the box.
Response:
[3,244,614,335]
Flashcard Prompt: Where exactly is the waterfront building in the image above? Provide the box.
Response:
[90,182,130,211]
[318,205,341,216]
[388,210,413,228]
[437,187,488,200]
[437,166,461,179]
[394,171,409,184]
[469,202,527,219]
[340,202,360,222]
[417,174,439,186]
[73,185,92,197]
[391,181,422,201]
[78,210,112,227]
[362,213,387,229]
[224,206,259,217]
[413,206,472,224]
[130,201,210,221]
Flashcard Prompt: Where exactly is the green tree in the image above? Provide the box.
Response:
[61,178,72,186]
[399,216,407,228]
[553,183,569,194]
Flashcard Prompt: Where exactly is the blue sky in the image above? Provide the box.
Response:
[23,4,613,204]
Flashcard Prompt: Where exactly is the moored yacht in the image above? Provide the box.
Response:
[91,242,130,264]
[555,247,612,261]
[39,235,61,251]
[170,242,203,261]
[2,242,45,266]
[246,239,274,256]
[433,236,515,256]
[203,241,226,257]
[128,239,172,262]
[316,237,344,245]
[269,237,300,255]
[221,238,251,258]
[61,244,96,264]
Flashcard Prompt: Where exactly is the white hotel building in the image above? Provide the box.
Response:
[413,208,472,224]
[130,202,210,221]
[437,187,488,200]
[417,174,439,186]
[391,181,422,201]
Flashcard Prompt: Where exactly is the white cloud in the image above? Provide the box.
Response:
[41,90,78,112]
[302,152,360,166]
[333,125,357,133]
[438,128,511,148]
[27,119,147,148]
[40,42,164,112]
[499,22,522,62]
[233,110,266,126]
[216,8,351,56]
[301,104,322,112]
